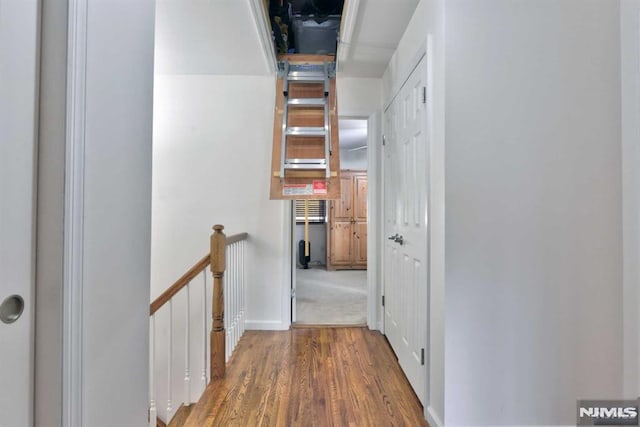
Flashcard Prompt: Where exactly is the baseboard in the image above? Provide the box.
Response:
[426,406,444,427]
[245,320,289,331]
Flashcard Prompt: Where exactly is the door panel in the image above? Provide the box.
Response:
[329,221,352,265]
[384,244,400,332]
[354,176,368,222]
[332,176,353,220]
[0,0,39,425]
[382,57,428,405]
[354,222,367,265]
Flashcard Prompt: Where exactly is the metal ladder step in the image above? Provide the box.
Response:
[286,127,326,137]
[284,158,327,170]
[287,98,327,107]
[287,71,327,82]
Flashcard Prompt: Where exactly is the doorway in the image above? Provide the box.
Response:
[292,118,369,325]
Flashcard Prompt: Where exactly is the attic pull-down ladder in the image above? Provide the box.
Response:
[270,55,341,200]
[280,61,331,178]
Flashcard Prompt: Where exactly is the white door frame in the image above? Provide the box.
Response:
[283,112,380,330]
[62,0,90,424]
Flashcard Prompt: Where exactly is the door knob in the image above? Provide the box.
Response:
[0,295,24,324]
[387,234,404,245]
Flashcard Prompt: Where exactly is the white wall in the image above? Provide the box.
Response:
[336,77,382,117]
[382,1,446,425]
[339,148,368,170]
[382,1,430,106]
[80,1,155,425]
[444,1,623,425]
[621,0,640,399]
[152,75,285,329]
[154,0,271,76]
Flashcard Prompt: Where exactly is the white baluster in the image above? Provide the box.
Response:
[235,244,240,348]
[237,242,241,338]
[232,244,237,350]
[201,270,207,390]
[238,241,242,338]
[229,245,234,355]
[224,246,232,361]
[167,299,173,415]
[235,243,239,342]
[184,283,191,405]
[149,315,157,427]
[240,241,245,336]
[232,244,237,349]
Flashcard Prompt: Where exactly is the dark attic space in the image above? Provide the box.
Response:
[268,0,345,55]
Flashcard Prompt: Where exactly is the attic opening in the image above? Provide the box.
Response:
[268,0,345,55]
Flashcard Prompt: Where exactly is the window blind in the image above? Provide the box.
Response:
[294,199,326,223]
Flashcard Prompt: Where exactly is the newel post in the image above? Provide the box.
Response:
[210,224,226,380]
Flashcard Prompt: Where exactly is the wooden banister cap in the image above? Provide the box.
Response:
[213,224,224,232]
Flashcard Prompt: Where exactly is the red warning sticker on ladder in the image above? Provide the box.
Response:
[282,181,328,196]
[313,180,327,195]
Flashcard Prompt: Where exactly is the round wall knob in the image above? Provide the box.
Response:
[0,295,24,324]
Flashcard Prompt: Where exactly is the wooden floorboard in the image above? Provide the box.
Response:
[184,327,429,427]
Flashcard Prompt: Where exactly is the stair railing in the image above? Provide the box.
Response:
[148,225,248,427]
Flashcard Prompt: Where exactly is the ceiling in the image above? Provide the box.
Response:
[154,0,420,78]
[337,0,420,77]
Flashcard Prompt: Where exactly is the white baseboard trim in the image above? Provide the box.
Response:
[245,320,289,331]
[426,406,444,427]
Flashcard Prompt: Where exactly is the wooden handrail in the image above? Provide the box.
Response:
[150,254,210,315]
[149,231,248,315]
[226,232,248,246]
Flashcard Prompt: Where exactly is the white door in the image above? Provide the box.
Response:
[383,57,428,405]
[0,0,39,425]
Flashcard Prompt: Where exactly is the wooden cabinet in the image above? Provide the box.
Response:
[327,171,367,270]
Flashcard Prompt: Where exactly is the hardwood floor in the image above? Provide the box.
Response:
[184,327,428,427]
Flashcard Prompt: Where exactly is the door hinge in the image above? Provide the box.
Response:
[382,295,385,307]
[421,348,425,366]
[382,134,386,146]
[291,288,296,298]
[422,86,427,104]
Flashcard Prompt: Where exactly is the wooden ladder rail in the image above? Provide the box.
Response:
[149,225,249,379]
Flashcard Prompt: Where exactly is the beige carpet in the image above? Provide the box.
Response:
[295,267,367,325]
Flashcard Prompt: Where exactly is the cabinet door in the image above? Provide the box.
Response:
[354,222,367,265]
[329,221,352,265]
[332,176,353,221]
[354,175,368,222]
